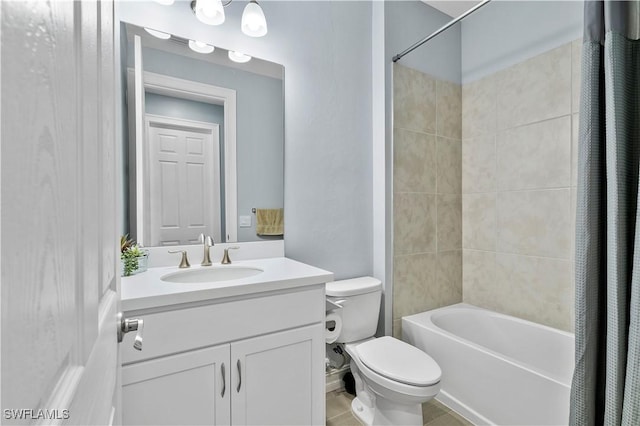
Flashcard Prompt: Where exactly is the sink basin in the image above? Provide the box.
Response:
[161,266,264,284]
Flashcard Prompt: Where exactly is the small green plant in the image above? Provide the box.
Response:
[121,235,147,276]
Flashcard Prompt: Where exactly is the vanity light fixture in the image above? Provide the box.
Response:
[192,0,226,26]
[228,50,252,63]
[188,40,215,54]
[241,1,268,37]
[190,0,268,38]
[153,0,175,5]
[144,28,171,40]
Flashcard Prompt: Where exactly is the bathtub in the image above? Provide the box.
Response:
[402,303,574,426]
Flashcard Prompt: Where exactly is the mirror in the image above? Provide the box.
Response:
[120,23,284,246]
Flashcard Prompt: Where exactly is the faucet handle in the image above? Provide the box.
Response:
[206,235,214,247]
[168,250,191,268]
[221,246,240,265]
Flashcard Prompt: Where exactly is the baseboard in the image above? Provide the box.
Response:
[326,365,350,393]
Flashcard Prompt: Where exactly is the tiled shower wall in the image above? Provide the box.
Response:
[392,40,580,334]
[392,64,462,338]
[461,40,581,332]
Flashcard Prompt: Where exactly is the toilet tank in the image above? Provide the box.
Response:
[326,277,382,343]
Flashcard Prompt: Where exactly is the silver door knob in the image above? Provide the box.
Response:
[117,312,144,351]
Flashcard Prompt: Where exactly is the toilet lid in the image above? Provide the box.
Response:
[356,336,441,386]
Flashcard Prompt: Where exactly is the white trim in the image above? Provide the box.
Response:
[371,1,389,336]
[134,35,145,245]
[126,68,238,243]
[325,365,350,393]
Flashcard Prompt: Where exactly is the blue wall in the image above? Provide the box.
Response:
[145,92,224,125]
[385,1,461,83]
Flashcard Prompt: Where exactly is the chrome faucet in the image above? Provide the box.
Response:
[199,233,214,266]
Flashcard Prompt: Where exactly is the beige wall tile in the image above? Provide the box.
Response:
[437,137,462,194]
[393,319,402,339]
[437,80,462,139]
[462,75,496,139]
[497,189,571,259]
[393,63,436,134]
[494,254,573,331]
[462,249,496,306]
[394,128,437,193]
[572,38,582,114]
[496,43,571,130]
[393,252,437,319]
[572,113,579,187]
[437,194,462,251]
[436,250,463,305]
[462,134,496,193]
[394,193,437,255]
[463,193,497,251]
[497,116,571,191]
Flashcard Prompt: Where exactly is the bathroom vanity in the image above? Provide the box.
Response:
[120,256,332,425]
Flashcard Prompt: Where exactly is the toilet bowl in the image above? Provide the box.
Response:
[346,337,441,425]
[326,278,442,426]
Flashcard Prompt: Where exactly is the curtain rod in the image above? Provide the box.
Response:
[392,0,493,63]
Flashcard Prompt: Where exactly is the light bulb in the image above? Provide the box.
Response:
[228,50,252,63]
[144,28,171,39]
[153,0,175,5]
[241,1,267,37]
[194,0,225,26]
[189,40,215,54]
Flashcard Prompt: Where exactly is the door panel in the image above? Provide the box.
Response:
[147,119,220,245]
[122,345,231,425]
[1,0,120,424]
[231,324,325,425]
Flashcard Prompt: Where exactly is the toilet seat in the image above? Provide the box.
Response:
[355,336,441,387]
[345,337,441,400]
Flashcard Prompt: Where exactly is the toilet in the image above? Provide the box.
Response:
[326,277,441,426]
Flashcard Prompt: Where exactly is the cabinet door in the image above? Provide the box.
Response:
[231,324,325,425]
[123,344,231,425]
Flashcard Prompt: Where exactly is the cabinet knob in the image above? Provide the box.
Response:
[117,312,144,351]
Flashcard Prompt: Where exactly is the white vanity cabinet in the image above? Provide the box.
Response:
[121,285,326,426]
[123,344,230,425]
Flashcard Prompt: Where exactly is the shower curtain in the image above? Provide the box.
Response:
[570,1,640,425]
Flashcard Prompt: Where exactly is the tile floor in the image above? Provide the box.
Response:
[326,390,473,426]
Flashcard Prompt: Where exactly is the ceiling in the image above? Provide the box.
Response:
[421,1,482,18]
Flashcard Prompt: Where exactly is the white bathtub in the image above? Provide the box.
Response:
[402,304,575,426]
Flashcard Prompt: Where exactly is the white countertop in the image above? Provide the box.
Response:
[121,257,333,312]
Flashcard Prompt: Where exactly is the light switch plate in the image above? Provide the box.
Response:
[239,215,252,227]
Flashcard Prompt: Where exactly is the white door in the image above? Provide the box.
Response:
[1,1,122,424]
[146,116,221,246]
[231,325,325,425]
[122,344,231,425]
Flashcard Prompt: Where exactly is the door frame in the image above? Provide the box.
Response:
[126,69,238,243]
[144,114,222,245]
